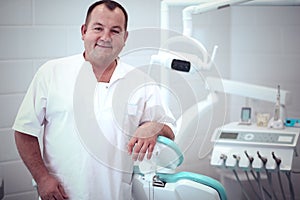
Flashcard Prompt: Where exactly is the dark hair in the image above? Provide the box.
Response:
[85,0,128,30]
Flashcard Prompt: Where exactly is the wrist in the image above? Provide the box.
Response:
[160,124,175,140]
[34,170,51,186]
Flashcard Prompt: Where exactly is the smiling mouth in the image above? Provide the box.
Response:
[96,43,112,49]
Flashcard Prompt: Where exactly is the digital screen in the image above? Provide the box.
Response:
[241,107,251,121]
[220,132,238,139]
[278,136,293,143]
[171,59,191,72]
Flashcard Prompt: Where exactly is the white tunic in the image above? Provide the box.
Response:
[13,54,175,200]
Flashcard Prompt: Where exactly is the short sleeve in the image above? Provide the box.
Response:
[12,63,50,137]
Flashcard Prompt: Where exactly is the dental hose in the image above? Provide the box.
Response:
[265,168,278,200]
[232,154,251,200]
[249,170,271,199]
[272,152,286,200]
[286,171,295,200]
[232,169,251,200]
[244,150,272,200]
[256,151,270,200]
[244,151,262,200]
[258,151,278,200]
[277,170,286,200]
[256,171,266,200]
[245,171,261,200]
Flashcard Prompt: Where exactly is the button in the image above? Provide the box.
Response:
[244,133,254,141]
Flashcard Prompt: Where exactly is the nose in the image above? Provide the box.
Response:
[100,29,112,42]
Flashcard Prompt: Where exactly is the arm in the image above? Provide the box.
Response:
[14,131,68,200]
[127,122,175,161]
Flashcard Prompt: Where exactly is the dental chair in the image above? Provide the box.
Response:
[32,135,226,200]
[132,136,227,200]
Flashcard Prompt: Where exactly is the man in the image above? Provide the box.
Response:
[13,1,175,199]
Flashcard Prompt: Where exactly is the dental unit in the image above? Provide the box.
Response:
[211,121,299,200]
[136,1,300,199]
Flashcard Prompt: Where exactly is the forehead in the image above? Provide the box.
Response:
[88,4,126,29]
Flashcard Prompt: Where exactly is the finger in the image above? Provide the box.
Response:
[127,137,138,155]
[43,192,56,200]
[147,144,155,160]
[51,184,68,200]
[132,142,143,161]
[138,144,149,161]
[58,184,69,199]
[52,192,64,200]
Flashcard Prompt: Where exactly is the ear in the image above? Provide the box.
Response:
[124,31,129,43]
[81,24,87,40]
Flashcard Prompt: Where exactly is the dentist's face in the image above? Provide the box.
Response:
[81,4,128,66]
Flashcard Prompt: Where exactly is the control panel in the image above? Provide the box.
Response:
[210,122,300,171]
[218,130,296,145]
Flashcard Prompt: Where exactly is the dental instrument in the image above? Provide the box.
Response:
[268,85,284,129]
[272,151,286,200]
[265,153,278,200]
[244,151,262,200]
[257,151,279,200]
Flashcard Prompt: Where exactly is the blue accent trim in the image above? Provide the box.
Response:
[157,136,184,167]
[133,165,143,175]
[285,118,300,127]
[156,171,227,200]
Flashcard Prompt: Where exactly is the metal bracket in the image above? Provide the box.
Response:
[152,175,166,187]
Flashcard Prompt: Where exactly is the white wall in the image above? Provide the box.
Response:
[229,5,300,120]
[0,1,93,199]
[0,0,299,199]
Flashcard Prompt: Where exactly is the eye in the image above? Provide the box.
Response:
[94,27,103,32]
[111,29,121,35]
